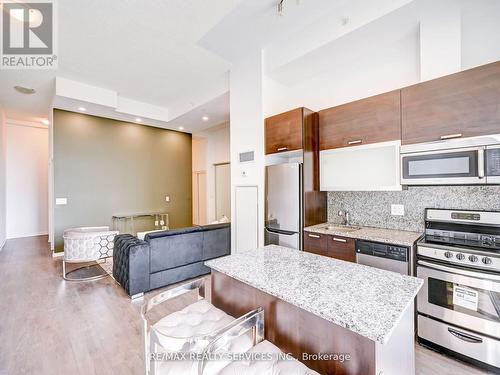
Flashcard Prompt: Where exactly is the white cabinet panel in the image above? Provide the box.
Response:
[320,141,401,191]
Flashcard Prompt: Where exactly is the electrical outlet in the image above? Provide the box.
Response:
[55,198,67,205]
[391,204,405,216]
[165,195,170,202]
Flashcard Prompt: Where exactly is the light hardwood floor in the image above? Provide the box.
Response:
[0,236,494,375]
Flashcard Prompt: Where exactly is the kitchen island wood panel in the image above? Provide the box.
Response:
[206,246,421,375]
[211,270,376,375]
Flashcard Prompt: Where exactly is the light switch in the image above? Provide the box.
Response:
[165,195,170,202]
[391,204,405,216]
[56,198,67,205]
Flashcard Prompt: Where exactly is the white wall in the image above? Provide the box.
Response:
[0,112,6,249]
[193,123,230,223]
[461,0,500,69]
[229,52,265,252]
[192,137,208,173]
[6,122,49,239]
[262,0,500,117]
[263,30,420,116]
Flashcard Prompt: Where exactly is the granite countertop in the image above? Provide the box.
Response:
[304,223,423,247]
[205,245,423,344]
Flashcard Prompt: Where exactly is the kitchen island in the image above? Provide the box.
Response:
[205,245,423,375]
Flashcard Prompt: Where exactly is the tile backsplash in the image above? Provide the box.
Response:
[327,186,500,233]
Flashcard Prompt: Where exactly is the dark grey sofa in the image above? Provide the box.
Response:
[113,223,230,297]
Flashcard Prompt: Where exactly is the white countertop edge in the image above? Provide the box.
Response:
[377,281,423,345]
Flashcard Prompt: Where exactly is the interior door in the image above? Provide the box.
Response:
[192,172,207,225]
[215,163,231,220]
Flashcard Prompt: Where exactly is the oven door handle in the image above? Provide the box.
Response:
[417,260,500,282]
[448,327,483,343]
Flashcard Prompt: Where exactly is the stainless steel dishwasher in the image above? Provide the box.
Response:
[356,240,410,275]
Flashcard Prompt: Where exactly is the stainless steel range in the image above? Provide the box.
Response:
[416,208,500,371]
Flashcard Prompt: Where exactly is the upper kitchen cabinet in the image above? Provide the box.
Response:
[319,91,401,150]
[265,107,310,154]
[401,61,500,145]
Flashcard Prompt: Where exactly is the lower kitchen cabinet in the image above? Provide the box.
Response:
[304,232,329,257]
[304,232,356,262]
[327,235,356,262]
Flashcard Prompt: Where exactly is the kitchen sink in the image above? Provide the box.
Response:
[323,225,361,232]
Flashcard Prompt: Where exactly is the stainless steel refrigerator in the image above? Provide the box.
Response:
[265,162,303,250]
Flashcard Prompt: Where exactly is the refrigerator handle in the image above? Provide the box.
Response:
[265,227,297,236]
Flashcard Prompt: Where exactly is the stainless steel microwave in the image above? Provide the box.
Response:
[400,134,500,185]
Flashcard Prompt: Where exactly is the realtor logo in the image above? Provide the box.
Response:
[1,0,57,69]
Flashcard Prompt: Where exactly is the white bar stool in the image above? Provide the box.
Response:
[142,279,262,375]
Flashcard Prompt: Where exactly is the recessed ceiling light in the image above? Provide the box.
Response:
[135,118,142,123]
[78,107,86,112]
[14,85,36,95]
[41,119,49,125]
[178,126,184,131]
[202,116,209,121]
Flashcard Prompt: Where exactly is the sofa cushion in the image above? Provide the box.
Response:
[149,262,210,290]
[149,230,203,273]
[145,226,202,240]
[202,223,231,260]
[200,223,230,231]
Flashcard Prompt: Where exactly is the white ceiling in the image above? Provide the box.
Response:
[0,0,417,132]
[168,92,230,133]
[0,0,240,129]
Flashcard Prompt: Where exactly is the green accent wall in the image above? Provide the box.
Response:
[53,109,192,252]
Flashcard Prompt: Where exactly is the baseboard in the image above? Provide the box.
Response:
[7,232,49,240]
[0,239,5,252]
[52,251,64,258]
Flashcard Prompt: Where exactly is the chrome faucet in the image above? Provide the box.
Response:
[338,210,351,226]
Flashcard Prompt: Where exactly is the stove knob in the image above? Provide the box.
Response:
[468,255,478,263]
[444,251,453,259]
[482,257,493,265]
[456,253,465,261]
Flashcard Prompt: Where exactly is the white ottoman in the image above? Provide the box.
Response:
[63,226,119,281]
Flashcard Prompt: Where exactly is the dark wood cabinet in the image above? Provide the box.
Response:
[304,232,356,263]
[304,232,328,257]
[265,108,304,154]
[265,108,326,231]
[326,235,356,262]
[401,61,500,145]
[319,91,401,150]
